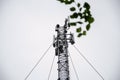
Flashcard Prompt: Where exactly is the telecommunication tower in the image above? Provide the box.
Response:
[24,18,104,80]
[53,18,75,80]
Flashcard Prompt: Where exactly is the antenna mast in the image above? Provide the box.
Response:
[53,18,75,80]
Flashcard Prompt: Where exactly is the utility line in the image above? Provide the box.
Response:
[68,52,80,80]
[48,55,55,80]
[73,45,105,80]
[24,43,52,80]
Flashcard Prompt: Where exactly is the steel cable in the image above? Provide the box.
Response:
[68,52,80,80]
[48,55,55,80]
[24,43,52,80]
[73,45,105,80]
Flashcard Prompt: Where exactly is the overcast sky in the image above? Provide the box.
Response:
[0,0,120,80]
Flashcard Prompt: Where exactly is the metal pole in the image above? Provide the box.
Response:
[53,19,75,80]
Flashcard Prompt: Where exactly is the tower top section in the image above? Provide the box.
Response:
[53,18,75,49]
[55,18,70,34]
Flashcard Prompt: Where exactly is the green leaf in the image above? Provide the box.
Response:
[83,16,88,22]
[77,21,83,24]
[76,27,82,32]
[70,12,78,19]
[87,10,91,16]
[70,15,74,19]
[69,22,76,26]
[83,9,91,17]
[57,0,64,3]
[65,1,71,4]
[77,33,82,37]
[87,16,94,23]
[73,12,78,18]
[83,2,90,9]
[83,31,86,35]
[86,24,90,31]
[65,0,74,4]
[70,7,76,11]
[84,16,94,23]
[79,8,82,11]
[89,17,94,23]
[57,0,74,4]
[78,13,82,18]
[77,3,80,7]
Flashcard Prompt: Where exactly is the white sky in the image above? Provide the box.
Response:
[0,0,120,80]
